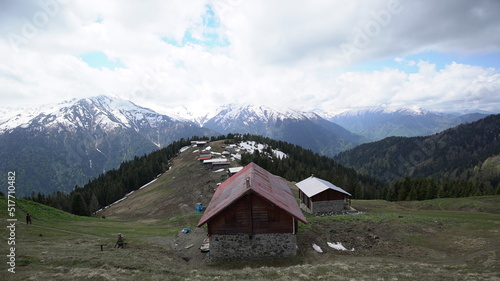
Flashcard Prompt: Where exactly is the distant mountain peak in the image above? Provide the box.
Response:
[0,95,177,133]
[326,105,488,141]
[324,105,433,119]
[0,95,217,196]
[201,103,364,156]
[201,104,310,128]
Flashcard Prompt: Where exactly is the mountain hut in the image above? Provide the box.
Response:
[197,162,307,259]
[296,176,352,214]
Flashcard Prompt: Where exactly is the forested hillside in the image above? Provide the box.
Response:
[25,115,500,217]
[235,135,384,199]
[334,114,500,198]
[0,96,217,197]
[25,137,197,215]
[24,134,385,215]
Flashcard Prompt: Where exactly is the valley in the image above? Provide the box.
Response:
[0,96,492,197]
[2,142,498,280]
[2,2,499,280]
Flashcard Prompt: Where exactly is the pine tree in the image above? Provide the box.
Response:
[89,192,100,214]
[397,177,411,201]
[425,180,437,200]
[71,192,90,216]
[406,186,418,201]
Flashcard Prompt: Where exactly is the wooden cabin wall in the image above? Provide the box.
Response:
[312,189,345,202]
[251,194,294,234]
[208,197,250,235]
[208,192,294,235]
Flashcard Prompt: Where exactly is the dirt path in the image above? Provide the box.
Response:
[146,227,209,267]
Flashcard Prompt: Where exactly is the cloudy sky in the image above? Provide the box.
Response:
[1,0,499,116]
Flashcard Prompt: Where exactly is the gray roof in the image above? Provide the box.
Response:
[296,176,351,198]
[228,166,243,174]
[203,158,229,164]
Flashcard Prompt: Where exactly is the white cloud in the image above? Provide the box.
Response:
[307,61,500,113]
[0,0,499,115]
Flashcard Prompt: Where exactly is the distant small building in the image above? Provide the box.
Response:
[203,158,230,169]
[198,153,213,162]
[192,140,210,147]
[198,162,307,259]
[227,166,243,176]
[296,176,352,214]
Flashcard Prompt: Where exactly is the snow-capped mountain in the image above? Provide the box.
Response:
[0,95,217,196]
[161,105,201,124]
[202,104,308,131]
[2,95,181,135]
[325,106,489,141]
[2,95,489,197]
[202,104,365,156]
[322,105,429,119]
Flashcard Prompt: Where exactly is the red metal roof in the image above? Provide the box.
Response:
[197,162,307,227]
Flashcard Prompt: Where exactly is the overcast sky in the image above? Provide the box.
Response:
[1,0,499,116]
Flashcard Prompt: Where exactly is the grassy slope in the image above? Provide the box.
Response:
[1,141,499,280]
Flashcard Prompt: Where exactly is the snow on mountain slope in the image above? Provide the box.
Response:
[0,106,43,132]
[162,106,199,123]
[0,95,218,197]
[202,104,364,156]
[234,140,288,160]
[201,104,309,130]
[324,105,488,141]
[321,105,432,119]
[0,95,177,134]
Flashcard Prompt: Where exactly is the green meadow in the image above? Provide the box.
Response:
[1,195,499,280]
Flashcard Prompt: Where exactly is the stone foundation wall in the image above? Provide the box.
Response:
[300,202,312,214]
[210,233,297,259]
[311,200,345,214]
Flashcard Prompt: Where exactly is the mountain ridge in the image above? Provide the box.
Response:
[334,114,500,189]
[1,95,494,196]
[0,95,217,196]
[201,104,365,156]
[2,97,492,139]
[326,106,489,141]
